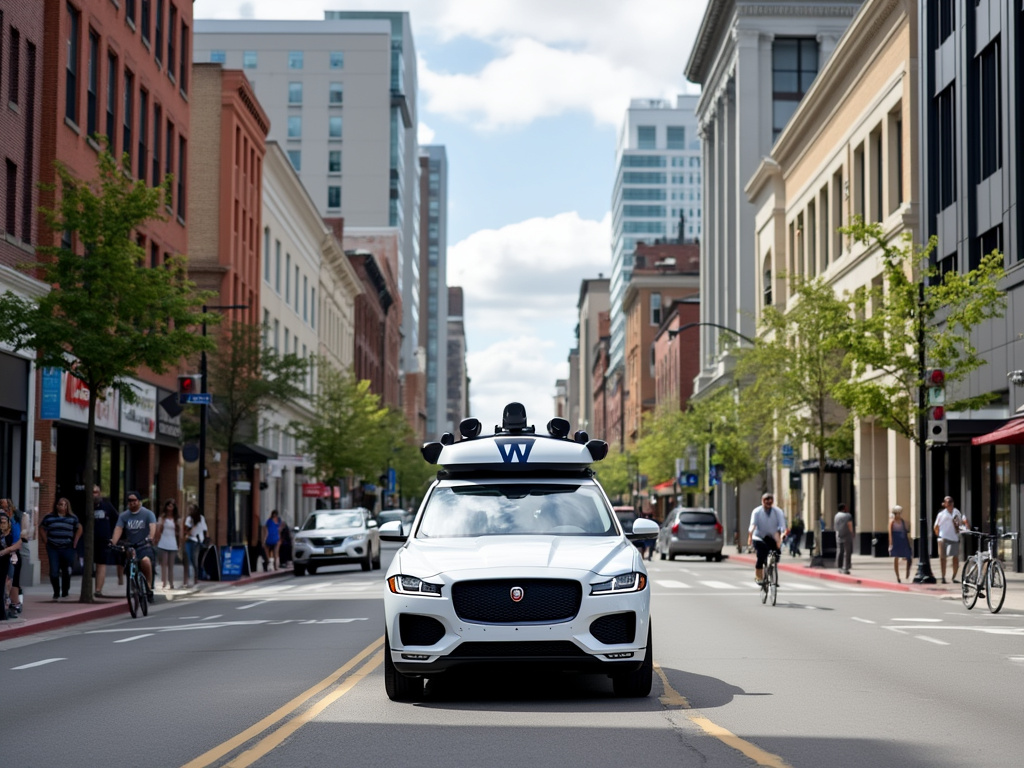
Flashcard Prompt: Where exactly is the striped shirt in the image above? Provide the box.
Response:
[41,513,80,548]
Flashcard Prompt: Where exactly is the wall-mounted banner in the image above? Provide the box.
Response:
[40,367,62,419]
[120,379,157,440]
[60,371,119,430]
[157,387,182,439]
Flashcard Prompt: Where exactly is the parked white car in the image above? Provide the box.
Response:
[380,403,659,701]
[292,508,380,576]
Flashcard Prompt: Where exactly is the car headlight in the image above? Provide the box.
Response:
[346,534,367,545]
[294,536,310,546]
[591,572,647,595]
[387,575,443,597]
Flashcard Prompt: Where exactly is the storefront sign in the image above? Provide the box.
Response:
[60,371,119,430]
[156,387,182,439]
[40,367,62,419]
[302,482,329,498]
[120,379,157,440]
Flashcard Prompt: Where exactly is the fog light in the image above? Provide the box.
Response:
[401,653,430,661]
[605,652,634,659]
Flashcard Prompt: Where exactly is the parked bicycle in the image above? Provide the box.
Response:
[760,549,779,606]
[110,541,151,618]
[961,529,1018,613]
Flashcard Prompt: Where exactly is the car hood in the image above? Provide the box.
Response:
[394,536,639,579]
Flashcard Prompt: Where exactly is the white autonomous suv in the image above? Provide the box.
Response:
[379,403,660,701]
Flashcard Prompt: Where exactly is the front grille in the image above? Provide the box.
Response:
[308,537,344,547]
[590,612,636,645]
[448,641,588,658]
[452,579,582,623]
[399,614,446,646]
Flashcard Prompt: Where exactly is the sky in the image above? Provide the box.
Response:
[194,0,706,433]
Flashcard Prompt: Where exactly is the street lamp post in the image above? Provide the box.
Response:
[198,304,248,545]
[912,281,936,584]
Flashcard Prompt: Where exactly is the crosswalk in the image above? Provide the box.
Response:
[650,577,881,593]
[203,579,384,601]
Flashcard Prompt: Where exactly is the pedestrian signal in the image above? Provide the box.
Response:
[177,374,200,405]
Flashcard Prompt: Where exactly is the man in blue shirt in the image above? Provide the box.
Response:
[747,492,786,584]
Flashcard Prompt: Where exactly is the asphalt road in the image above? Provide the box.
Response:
[4,546,1022,768]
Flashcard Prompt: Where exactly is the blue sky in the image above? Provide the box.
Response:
[195,0,705,430]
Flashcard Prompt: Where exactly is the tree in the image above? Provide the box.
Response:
[837,219,1007,442]
[378,409,435,510]
[593,446,631,502]
[291,366,392,502]
[735,277,855,551]
[0,150,215,602]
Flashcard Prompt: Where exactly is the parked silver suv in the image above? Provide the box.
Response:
[656,507,724,561]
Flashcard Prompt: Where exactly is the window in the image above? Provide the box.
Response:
[5,160,17,235]
[772,38,818,140]
[622,172,665,184]
[623,188,665,201]
[287,150,300,171]
[328,150,341,173]
[164,119,173,208]
[935,0,954,45]
[85,30,97,134]
[288,81,301,104]
[66,3,80,122]
[310,288,316,329]
[138,89,147,180]
[329,82,343,104]
[177,135,185,218]
[327,185,341,209]
[285,253,290,299]
[288,50,303,69]
[330,51,343,69]
[853,142,865,219]
[294,265,299,310]
[650,293,661,326]
[287,115,301,139]
[666,126,685,149]
[264,228,270,281]
[977,39,1001,181]
[141,0,150,45]
[623,155,665,168]
[152,103,161,186]
[328,115,342,138]
[167,4,176,79]
[820,185,830,268]
[105,51,117,150]
[972,225,1002,271]
[637,126,656,149]
[274,240,281,291]
[122,68,133,165]
[303,275,309,320]
[126,0,135,26]
[154,0,163,65]
[178,21,188,92]
[935,85,956,209]
[243,50,257,68]
[209,50,225,64]
[763,265,772,307]
[624,205,665,217]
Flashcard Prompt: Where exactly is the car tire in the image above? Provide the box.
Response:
[714,553,723,562]
[293,564,306,577]
[658,545,666,561]
[372,543,381,570]
[705,554,714,562]
[668,552,676,561]
[361,548,372,572]
[612,624,653,698]
[384,633,424,702]
[308,565,318,575]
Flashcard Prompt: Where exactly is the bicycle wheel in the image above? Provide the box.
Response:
[986,559,1006,613]
[769,560,778,606]
[961,559,979,609]
[760,573,768,604]
[138,572,149,616]
[127,567,140,618]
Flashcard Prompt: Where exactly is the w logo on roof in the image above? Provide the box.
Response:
[496,438,534,463]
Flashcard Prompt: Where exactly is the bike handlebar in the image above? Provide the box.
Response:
[963,530,1018,540]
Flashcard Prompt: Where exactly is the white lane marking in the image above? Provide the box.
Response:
[303,581,336,591]
[245,584,298,595]
[785,582,826,590]
[699,581,739,590]
[237,601,268,611]
[318,618,368,624]
[201,615,222,621]
[916,635,949,646]
[1010,657,1024,663]
[115,634,154,643]
[179,616,201,620]
[852,617,875,624]
[893,617,941,622]
[654,580,692,589]
[12,658,66,670]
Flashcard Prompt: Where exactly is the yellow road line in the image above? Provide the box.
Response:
[226,649,385,768]
[656,662,793,768]
[180,636,384,768]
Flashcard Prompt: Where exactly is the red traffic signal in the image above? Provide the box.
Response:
[931,405,945,420]
[926,368,945,386]
[177,374,200,404]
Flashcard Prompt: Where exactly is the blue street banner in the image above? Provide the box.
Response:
[41,367,62,419]
[220,546,248,580]
[387,467,396,494]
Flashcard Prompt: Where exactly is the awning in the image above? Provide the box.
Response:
[971,417,1024,446]
[232,442,279,463]
[652,480,676,494]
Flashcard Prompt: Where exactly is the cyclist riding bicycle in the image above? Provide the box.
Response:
[748,492,786,585]
[110,492,158,601]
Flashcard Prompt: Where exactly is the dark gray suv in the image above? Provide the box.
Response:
[656,507,724,561]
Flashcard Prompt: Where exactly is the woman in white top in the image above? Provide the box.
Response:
[183,504,208,587]
[156,499,182,589]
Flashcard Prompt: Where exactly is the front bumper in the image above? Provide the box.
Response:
[293,538,369,566]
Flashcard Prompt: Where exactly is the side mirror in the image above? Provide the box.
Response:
[367,519,378,529]
[379,520,408,542]
[627,518,660,542]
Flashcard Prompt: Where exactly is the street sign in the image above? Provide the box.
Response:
[185,393,212,405]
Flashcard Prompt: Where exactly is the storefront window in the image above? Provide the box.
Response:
[980,445,1012,561]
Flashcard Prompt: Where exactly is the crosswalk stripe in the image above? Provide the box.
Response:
[698,580,740,590]
[654,580,692,589]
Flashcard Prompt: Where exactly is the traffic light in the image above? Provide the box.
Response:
[926,368,947,443]
[177,374,200,405]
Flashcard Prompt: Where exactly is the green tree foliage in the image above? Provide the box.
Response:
[594,446,631,501]
[735,277,855,536]
[838,218,1007,443]
[379,408,435,508]
[634,405,686,487]
[0,149,215,602]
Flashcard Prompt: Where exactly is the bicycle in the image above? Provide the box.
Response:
[960,530,1018,613]
[761,549,779,606]
[110,541,151,618]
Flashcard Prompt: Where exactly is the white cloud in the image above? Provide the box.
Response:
[466,337,569,428]
[418,122,436,145]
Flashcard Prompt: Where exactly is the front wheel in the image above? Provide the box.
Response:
[986,559,1007,613]
[383,634,424,702]
[612,625,653,697]
[127,568,140,618]
[769,562,778,606]
[961,559,980,609]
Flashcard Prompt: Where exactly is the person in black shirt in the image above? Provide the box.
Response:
[92,485,119,597]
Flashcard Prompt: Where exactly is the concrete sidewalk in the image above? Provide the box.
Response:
[0,558,291,641]
[729,549,1024,612]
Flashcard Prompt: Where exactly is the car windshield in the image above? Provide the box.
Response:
[303,511,364,530]
[379,511,406,523]
[679,512,717,525]
[417,484,616,538]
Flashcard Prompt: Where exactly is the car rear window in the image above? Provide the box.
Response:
[679,512,717,525]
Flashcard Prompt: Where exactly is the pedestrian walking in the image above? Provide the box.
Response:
[0,512,20,619]
[263,510,282,571]
[638,506,656,561]
[1,498,27,615]
[183,504,207,587]
[92,485,118,597]
[888,505,913,582]
[279,519,293,569]
[834,503,854,574]
[156,499,182,590]
[787,516,805,557]
[933,496,966,584]
[39,497,82,600]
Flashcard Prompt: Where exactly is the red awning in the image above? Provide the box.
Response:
[652,480,675,492]
[972,417,1024,446]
